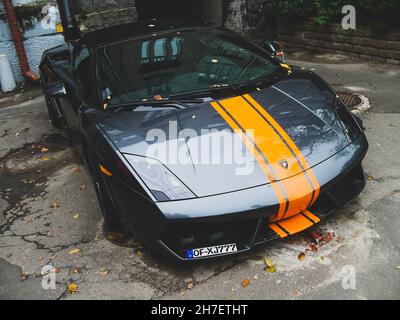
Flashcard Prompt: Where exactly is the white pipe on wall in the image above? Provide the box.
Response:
[0,54,17,92]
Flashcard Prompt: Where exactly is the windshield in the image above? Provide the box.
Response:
[96,27,280,106]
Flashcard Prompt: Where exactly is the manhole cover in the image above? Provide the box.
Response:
[338,92,362,110]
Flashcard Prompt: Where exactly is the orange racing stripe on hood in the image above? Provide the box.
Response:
[212,95,320,222]
[243,93,320,206]
[211,101,288,219]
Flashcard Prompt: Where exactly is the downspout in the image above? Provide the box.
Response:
[3,0,40,82]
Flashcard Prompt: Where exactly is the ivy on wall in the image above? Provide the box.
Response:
[276,0,400,29]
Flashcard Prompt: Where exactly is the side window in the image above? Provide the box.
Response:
[73,46,97,105]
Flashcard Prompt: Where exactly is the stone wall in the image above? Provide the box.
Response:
[277,20,400,65]
[73,0,137,33]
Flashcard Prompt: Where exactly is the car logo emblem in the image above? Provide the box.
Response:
[279,160,289,169]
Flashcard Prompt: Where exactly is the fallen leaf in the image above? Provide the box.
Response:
[73,167,81,174]
[67,283,78,294]
[69,248,81,255]
[50,202,60,209]
[80,184,86,190]
[264,258,277,273]
[42,157,50,161]
[265,265,277,273]
[242,278,250,288]
[98,269,109,276]
[55,268,62,273]
[71,267,79,274]
[298,252,306,261]
[187,283,194,290]
[40,147,49,152]
[310,244,318,252]
[368,176,374,181]
[15,132,20,137]
[135,250,144,258]
[73,213,80,220]
[264,258,274,267]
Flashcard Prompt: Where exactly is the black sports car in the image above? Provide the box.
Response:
[40,19,368,260]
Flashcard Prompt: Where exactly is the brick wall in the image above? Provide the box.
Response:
[278,20,400,65]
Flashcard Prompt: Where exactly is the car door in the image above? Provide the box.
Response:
[59,44,91,146]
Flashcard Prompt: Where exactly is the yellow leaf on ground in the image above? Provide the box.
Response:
[298,252,306,261]
[67,283,78,294]
[242,279,250,288]
[264,258,274,267]
[265,266,277,273]
[69,248,81,255]
[42,157,50,161]
[264,257,277,273]
[73,213,80,220]
[41,147,49,152]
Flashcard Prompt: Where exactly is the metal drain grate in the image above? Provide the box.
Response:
[338,92,362,109]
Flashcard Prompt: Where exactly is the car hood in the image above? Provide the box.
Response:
[97,71,350,197]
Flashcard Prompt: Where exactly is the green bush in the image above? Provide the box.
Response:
[276,0,400,29]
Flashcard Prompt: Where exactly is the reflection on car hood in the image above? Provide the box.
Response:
[97,70,350,197]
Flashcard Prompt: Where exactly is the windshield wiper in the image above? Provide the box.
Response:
[169,75,281,101]
[106,98,205,111]
[169,85,234,101]
[232,74,280,92]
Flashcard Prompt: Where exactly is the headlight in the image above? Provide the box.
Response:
[335,98,362,141]
[124,154,196,202]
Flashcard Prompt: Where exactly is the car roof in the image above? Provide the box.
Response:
[81,19,213,47]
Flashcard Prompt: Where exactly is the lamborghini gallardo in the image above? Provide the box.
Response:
[40,19,368,260]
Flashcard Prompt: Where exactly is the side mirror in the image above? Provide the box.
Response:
[44,82,66,98]
[263,40,285,63]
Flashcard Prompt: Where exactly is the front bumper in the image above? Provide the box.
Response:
[155,135,368,261]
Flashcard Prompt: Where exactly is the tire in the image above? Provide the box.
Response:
[83,145,130,234]
[45,95,64,129]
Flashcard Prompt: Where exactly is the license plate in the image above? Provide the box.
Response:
[186,243,237,259]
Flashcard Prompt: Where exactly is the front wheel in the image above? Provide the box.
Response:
[84,146,137,247]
